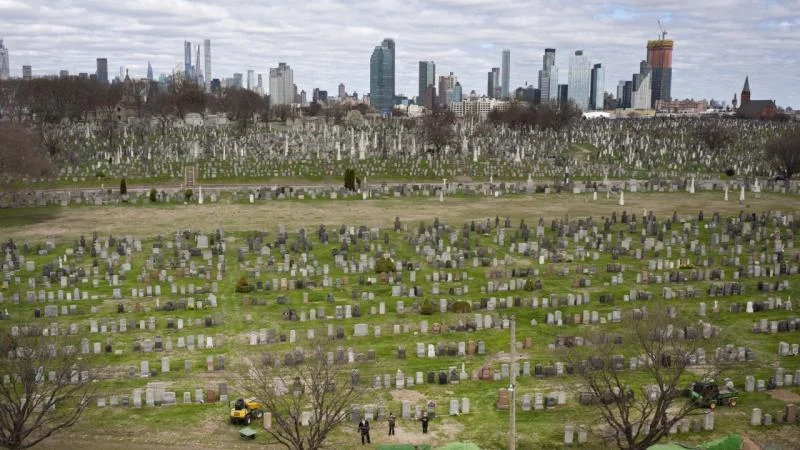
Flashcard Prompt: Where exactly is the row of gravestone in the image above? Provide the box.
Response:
[99,383,229,408]
[751,404,799,426]
[131,355,225,377]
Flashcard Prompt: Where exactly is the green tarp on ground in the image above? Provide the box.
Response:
[377,445,432,450]
[377,444,479,450]
[649,435,742,450]
[435,442,481,450]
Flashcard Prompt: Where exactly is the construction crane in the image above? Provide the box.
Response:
[657,20,668,40]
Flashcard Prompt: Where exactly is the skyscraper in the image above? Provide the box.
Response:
[339,83,346,99]
[184,41,192,80]
[247,69,255,91]
[538,48,558,103]
[22,65,31,80]
[590,63,605,110]
[269,62,294,105]
[438,72,458,108]
[491,67,501,99]
[96,58,108,84]
[147,61,153,81]
[0,39,9,80]
[487,71,495,98]
[567,50,591,111]
[203,39,211,88]
[369,38,395,112]
[195,44,201,84]
[257,74,263,95]
[501,49,510,99]
[418,61,435,107]
[647,39,673,108]
[632,61,652,110]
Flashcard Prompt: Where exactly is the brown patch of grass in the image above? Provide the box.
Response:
[5,192,800,241]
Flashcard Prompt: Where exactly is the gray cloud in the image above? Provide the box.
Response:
[2,0,798,107]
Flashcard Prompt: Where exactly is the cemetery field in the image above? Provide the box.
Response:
[4,191,800,241]
[3,190,800,449]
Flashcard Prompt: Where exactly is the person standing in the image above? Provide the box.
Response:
[420,412,429,434]
[388,412,396,435]
[358,418,371,444]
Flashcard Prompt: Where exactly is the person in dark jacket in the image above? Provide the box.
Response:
[388,412,396,435]
[358,418,371,444]
[420,412,429,434]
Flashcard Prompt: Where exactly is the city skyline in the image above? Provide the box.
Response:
[0,1,798,107]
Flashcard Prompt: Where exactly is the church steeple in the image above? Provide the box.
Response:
[740,76,751,106]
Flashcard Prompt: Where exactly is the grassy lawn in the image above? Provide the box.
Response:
[1,192,798,449]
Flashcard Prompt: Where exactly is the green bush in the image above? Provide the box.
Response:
[344,168,356,191]
[375,257,395,273]
[120,178,127,195]
[452,300,471,313]
[523,279,535,291]
[420,299,434,315]
[184,188,193,203]
[149,188,158,203]
[235,276,251,293]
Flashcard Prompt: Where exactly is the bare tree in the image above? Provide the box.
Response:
[223,88,267,135]
[0,334,95,450]
[693,121,734,156]
[419,109,456,153]
[561,307,722,450]
[766,128,800,181]
[238,344,362,450]
[0,122,53,181]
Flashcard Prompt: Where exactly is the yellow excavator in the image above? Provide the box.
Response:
[230,397,264,425]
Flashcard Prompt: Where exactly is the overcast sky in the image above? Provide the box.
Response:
[2,0,798,107]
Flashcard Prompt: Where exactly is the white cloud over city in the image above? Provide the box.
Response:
[2,0,798,107]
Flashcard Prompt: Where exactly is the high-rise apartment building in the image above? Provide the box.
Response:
[632,61,652,110]
[370,38,395,112]
[590,63,605,110]
[487,71,495,98]
[370,39,396,111]
[647,39,673,108]
[501,49,510,99]
[22,65,32,80]
[557,84,569,108]
[184,41,192,80]
[233,73,243,89]
[438,72,458,108]
[538,48,559,103]
[568,50,591,111]
[59,70,69,79]
[269,62,294,105]
[96,58,108,84]
[0,39,9,80]
[418,61,435,108]
[203,39,211,88]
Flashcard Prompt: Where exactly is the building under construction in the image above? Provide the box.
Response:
[647,39,673,109]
